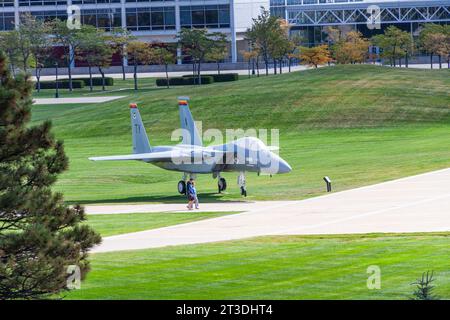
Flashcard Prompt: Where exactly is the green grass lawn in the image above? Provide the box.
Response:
[64,233,450,300]
[86,211,239,237]
[30,65,450,204]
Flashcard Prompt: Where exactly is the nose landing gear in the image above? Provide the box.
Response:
[218,177,227,193]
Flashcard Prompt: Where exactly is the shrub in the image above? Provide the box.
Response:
[183,76,214,85]
[156,76,214,86]
[36,80,85,89]
[210,73,239,82]
[73,77,114,86]
[156,77,185,86]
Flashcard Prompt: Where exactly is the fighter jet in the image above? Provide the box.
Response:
[89,97,291,196]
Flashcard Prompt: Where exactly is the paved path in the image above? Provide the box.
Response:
[35,65,309,81]
[33,96,126,105]
[91,168,450,253]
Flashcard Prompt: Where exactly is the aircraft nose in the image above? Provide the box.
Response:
[278,159,292,174]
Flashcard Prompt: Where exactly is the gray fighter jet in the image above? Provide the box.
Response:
[89,97,291,196]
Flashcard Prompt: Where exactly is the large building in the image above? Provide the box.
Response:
[272,0,450,45]
[0,0,269,64]
[0,0,449,64]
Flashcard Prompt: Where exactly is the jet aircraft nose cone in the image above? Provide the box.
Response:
[278,159,292,174]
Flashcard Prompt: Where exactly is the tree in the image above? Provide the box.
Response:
[298,45,331,68]
[246,8,283,76]
[372,26,413,67]
[268,19,291,75]
[411,271,439,300]
[77,26,113,91]
[127,41,149,90]
[0,51,101,299]
[205,34,228,75]
[332,31,369,64]
[419,24,450,69]
[287,33,304,72]
[51,19,84,91]
[109,28,136,80]
[0,31,20,76]
[242,50,259,77]
[17,13,52,91]
[177,29,226,84]
[152,46,176,88]
[436,31,450,69]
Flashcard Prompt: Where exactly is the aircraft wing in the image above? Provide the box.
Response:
[89,150,186,162]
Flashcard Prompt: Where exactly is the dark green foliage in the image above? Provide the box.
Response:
[36,80,85,89]
[210,73,239,82]
[73,77,114,86]
[183,75,214,85]
[156,76,214,86]
[36,77,114,90]
[411,271,439,300]
[0,52,101,300]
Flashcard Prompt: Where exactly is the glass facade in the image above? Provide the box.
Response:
[0,13,15,31]
[0,2,232,33]
[72,0,120,4]
[81,9,122,30]
[180,5,230,29]
[19,0,66,6]
[126,0,174,2]
[29,10,67,21]
[0,1,15,7]
[126,7,175,31]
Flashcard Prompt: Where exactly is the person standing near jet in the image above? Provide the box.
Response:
[186,179,194,210]
[191,180,199,210]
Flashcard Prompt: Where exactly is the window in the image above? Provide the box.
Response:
[72,0,120,4]
[28,10,67,22]
[125,7,175,31]
[0,0,14,7]
[81,9,121,31]
[180,5,230,29]
[19,0,67,6]
[0,12,15,31]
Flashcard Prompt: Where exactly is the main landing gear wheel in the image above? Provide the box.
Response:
[218,177,227,193]
[177,180,186,194]
[240,186,247,197]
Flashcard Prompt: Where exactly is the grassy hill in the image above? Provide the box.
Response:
[64,233,450,299]
[31,65,450,203]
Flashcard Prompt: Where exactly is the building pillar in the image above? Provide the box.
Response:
[14,0,19,29]
[230,0,237,63]
[121,0,128,66]
[175,1,182,65]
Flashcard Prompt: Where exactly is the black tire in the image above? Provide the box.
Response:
[218,177,227,193]
[177,180,186,194]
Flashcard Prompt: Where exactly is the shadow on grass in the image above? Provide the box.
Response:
[68,192,249,205]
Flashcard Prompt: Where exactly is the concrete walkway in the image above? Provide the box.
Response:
[91,168,450,253]
[33,96,126,105]
[35,65,309,81]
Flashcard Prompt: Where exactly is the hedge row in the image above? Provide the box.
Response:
[156,73,239,87]
[36,80,85,89]
[182,73,239,82]
[35,77,114,89]
[73,77,114,86]
[156,76,214,86]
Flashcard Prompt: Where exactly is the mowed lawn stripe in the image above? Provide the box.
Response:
[64,233,450,300]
